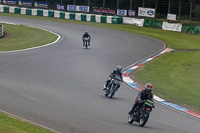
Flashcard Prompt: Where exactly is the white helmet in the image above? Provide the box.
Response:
[145,83,153,94]
[85,31,88,34]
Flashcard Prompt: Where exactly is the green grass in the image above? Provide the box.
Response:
[1,12,200,49]
[136,52,200,112]
[0,23,58,51]
[0,112,52,133]
[0,11,200,131]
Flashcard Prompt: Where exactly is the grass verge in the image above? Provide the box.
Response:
[0,23,58,51]
[0,112,52,133]
[135,52,200,112]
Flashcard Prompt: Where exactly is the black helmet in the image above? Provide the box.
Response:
[85,31,88,34]
[116,66,122,72]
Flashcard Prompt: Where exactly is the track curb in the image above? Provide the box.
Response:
[122,48,200,119]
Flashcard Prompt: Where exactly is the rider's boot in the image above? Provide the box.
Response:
[103,85,106,90]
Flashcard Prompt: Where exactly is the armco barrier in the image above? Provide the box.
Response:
[0,24,3,37]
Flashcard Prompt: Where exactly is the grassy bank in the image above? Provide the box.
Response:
[0,112,52,133]
[0,23,58,51]
[136,52,200,112]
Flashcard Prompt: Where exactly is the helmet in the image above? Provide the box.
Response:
[85,31,88,34]
[116,66,122,72]
[145,83,153,94]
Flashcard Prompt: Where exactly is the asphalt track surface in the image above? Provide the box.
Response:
[0,16,199,133]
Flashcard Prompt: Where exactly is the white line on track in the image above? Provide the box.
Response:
[0,21,62,132]
[0,22,62,54]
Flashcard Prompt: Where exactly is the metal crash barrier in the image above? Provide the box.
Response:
[0,24,3,37]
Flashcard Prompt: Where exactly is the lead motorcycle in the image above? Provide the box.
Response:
[104,74,122,98]
[128,100,154,127]
[83,37,90,49]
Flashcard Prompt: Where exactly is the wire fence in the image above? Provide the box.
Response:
[4,0,200,24]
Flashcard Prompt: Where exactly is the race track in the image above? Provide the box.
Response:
[0,16,199,133]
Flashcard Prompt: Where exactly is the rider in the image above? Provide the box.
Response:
[82,31,91,46]
[103,66,123,91]
[128,83,154,115]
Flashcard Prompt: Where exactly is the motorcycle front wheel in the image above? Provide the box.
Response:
[139,110,150,127]
[128,114,134,124]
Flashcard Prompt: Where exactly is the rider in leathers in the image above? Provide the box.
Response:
[103,66,123,91]
[82,31,91,46]
[129,83,154,115]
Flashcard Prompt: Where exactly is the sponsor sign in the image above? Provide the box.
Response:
[101,9,108,14]
[34,2,48,9]
[79,6,89,12]
[18,1,32,7]
[67,5,89,12]
[128,10,135,16]
[3,0,17,6]
[67,5,78,11]
[93,8,101,13]
[117,9,127,16]
[167,13,176,21]
[57,4,65,11]
[108,10,115,15]
[138,7,155,18]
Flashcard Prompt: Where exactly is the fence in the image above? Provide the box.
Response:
[40,0,200,25]
[0,24,3,37]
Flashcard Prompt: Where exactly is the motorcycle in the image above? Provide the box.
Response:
[83,37,90,49]
[128,100,154,127]
[104,74,122,98]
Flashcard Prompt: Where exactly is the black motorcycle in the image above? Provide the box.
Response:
[83,37,90,49]
[104,74,122,98]
[128,100,154,127]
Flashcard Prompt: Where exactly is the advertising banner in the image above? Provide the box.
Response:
[117,9,127,16]
[101,9,108,14]
[0,0,1,4]
[18,1,32,7]
[128,10,135,16]
[79,6,89,12]
[34,2,48,9]
[167,13,176,21]
[57,4,64,11]
[3,0,17,6]
[93,8,100,13]
[67,5,89,12]
[67,5,78,11]
[162,22,182,32]
[138,7,155,18]
[108,10,115,15]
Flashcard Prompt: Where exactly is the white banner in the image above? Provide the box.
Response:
[43,10,48,17]
[123,17,144,27]
[0,5,4,12]
[107,16,112,24]
[167,13,176,21]
[96,15,102,23]
[75,13,82,21]
[138,7,155,18]
[21,8,26,14]
[86,14,91,22]
[162,22,182,32]
[54,11,60,18]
